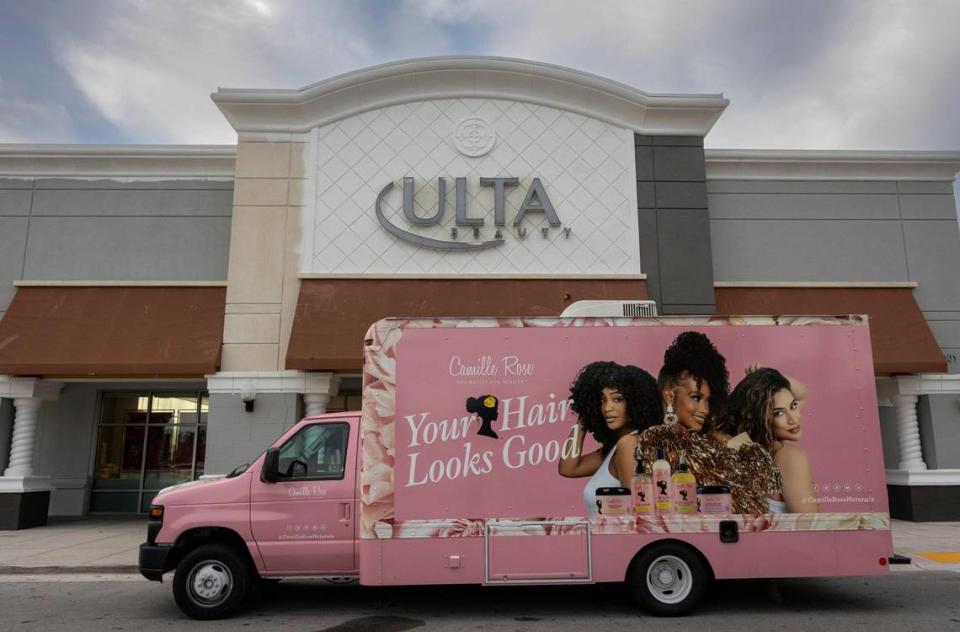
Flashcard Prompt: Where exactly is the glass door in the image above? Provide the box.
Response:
[91,391,208,513]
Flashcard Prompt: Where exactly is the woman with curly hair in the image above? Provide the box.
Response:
[629,331,779,514]
[559,361,660,516]
[717,367,818,513]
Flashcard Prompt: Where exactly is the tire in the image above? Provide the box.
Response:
[627,542,708,616]
[172,544,251,620]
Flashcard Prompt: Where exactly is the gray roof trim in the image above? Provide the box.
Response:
[706,149,960,181]
[0,144,237,178]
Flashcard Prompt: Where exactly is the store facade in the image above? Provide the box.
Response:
[1,57,959,527]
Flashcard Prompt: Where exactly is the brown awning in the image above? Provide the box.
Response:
[287,278,648,371]
[0,286,226,378]
[715,286,945,375]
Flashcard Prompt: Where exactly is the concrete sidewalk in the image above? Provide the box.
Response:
[0,516,145,574]
[0,516,958,574]
[887,519,960,572]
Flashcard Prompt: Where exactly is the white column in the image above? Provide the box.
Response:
[4,397,42,477]
[893,394,927,471]
[303,394,330,417]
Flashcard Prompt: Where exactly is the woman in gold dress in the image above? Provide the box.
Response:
[614,331,778,514]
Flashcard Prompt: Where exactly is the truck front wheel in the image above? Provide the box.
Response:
[172,544,250,619]
[627,542,708,616]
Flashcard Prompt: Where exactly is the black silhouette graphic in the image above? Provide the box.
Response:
[637,490,646,502]
[596,499,603,515]
[679,489,689,501]
[656,480,669,496]
[466,395,500,439]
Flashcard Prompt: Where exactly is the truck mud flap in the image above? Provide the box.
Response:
[484,519,591,584]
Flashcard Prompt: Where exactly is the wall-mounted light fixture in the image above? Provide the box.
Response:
[240,383,256,413]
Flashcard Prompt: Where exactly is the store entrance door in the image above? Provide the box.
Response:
[91,391,208,513]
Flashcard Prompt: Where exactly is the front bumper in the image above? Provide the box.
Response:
[139,543,173,582]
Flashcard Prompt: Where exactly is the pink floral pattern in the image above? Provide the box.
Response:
[359,316,869,539]
[372,512,888,539]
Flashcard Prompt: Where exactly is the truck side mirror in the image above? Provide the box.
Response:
[262,448,280,483]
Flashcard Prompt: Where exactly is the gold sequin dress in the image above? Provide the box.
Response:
[634,423,777,514]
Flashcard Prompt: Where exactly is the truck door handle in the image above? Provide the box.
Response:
[340,502,352,521]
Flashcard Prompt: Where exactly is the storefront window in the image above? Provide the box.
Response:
[325,392,362,413]
[91,391,207,514]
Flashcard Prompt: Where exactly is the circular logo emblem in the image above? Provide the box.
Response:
[454,117,496,157]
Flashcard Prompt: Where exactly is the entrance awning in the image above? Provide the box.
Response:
[0,286,226,378]
[714,286,946,375]
[286,278,648,371]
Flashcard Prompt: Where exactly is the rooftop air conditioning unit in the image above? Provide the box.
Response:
[560,300,658,318]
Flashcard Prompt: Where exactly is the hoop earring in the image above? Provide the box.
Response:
[664,404,678,426]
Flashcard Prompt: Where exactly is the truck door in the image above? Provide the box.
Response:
[250,417,358,574]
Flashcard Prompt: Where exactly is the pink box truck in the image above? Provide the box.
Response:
[139,315,893,619]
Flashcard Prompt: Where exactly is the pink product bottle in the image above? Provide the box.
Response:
[596,487,632,515]
[652,447,673,515]
[697,485,732,513]
[632,460,653,515]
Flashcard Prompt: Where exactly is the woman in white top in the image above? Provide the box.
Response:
[558,362,661,516]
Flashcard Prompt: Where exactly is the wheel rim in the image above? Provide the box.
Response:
[187,560,233,608]
[646,554,693,604]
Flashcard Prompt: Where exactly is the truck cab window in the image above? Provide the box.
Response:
[277,423,349,480]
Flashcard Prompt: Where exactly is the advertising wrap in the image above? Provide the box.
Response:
[360,316,889,540]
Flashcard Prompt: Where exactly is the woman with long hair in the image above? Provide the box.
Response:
[716,367,818,513]
[559,361,660,516]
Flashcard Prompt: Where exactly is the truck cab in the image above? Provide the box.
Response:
[139,412,360,619]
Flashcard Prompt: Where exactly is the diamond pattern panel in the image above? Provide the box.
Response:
[308,99,641,276]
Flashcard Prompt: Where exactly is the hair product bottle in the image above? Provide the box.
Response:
[632,459,653,515]
[652,447,673,515]
[672,454,697,514]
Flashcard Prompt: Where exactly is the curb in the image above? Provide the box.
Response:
[0,565,138,575]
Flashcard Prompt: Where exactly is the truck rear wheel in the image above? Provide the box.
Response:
[628,542,707,616]
[172,544,250,620]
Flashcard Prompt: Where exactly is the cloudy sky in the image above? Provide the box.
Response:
[1,0,959,155]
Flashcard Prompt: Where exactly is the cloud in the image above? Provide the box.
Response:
[43,1,379,144]
[6,0,959,152]
[404,0,486,24]
[700,0,960,149]
[34,0,480,144]
[0,77,77,143]
[474,0,960,150]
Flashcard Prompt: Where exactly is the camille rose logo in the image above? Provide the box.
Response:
[466,395,500,439]
[449,355,535,378]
